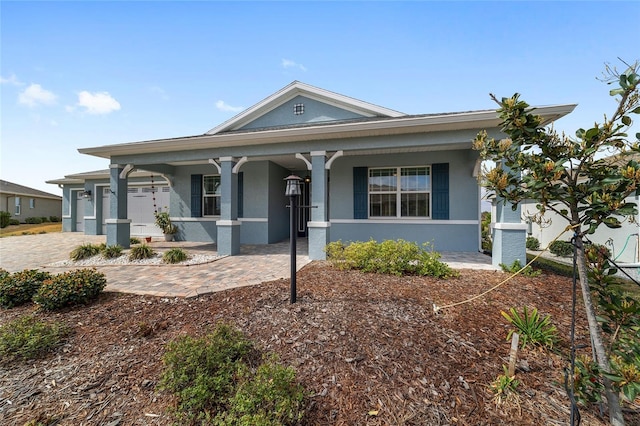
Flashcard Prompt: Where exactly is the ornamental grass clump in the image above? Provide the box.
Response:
[0,269,52,308]
[0,314,70,365]
[33,269,107,311]
[70,243,101,261]
[101,244,123,259]
[325,239,458,278]
[501,306,558,349]
[129,244,155,261]
[162,248,188,264]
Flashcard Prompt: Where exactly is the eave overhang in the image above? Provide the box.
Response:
[78,104,577,160]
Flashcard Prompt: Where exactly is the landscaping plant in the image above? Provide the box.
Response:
[473,60,640,425]
[162,248,188,264]
[525,236,540,250]
[0,315,69,364]
[69,243,101,261]
[499,259,541,277]
[0,269,52,308]
[129,244,155,260]
[101,244,123,259]
[490,365,520,406]
[0,211,10,228]
[501,306,558,349]
[33,269,107,310]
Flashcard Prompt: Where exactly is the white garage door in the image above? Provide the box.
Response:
[75,191,85,232]
[101,185,170,236]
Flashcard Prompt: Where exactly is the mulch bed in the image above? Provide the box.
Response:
[1,262,638,425]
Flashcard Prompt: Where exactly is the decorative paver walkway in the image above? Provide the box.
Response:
[0,233,496,298]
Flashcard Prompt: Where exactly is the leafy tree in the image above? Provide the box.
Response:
[473,60,640,426]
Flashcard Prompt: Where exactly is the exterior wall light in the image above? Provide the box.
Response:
[81,190,92,199]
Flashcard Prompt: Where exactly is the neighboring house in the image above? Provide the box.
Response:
[0,180,62,223]
[50,81,575,263]
[46,170,171,236]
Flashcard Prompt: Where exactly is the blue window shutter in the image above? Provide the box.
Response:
[237,172,244,218]
[353,167,368,219]
[432,163,449,219]
[191,174,202,217]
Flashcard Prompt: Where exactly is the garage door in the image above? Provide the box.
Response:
[101,185,170,236]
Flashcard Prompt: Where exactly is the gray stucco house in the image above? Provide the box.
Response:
[49,81,575,264]
[1,180,62,223]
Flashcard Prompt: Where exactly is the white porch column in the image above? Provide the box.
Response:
[217,157,240,256]
[491,163,526,268]
[308,151,331,260]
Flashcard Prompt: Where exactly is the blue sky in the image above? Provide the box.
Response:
[1,1,639,196]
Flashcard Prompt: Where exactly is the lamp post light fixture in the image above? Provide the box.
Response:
[284,174,302,303]
[81,190,92,200]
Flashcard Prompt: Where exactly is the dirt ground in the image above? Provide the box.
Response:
[1,262,638,425]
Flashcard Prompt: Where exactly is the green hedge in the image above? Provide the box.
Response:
[0,269,52,308]
[33,269,107,310]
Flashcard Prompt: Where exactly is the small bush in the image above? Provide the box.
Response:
[549,240,574,257]
[49,216,61,223]
[326,239,458,278]
[0,269,52,308]
[33,269,107,310]
[130,237,141,245]
[501,306,558,349]
[490,365,520,406]
[102,244,123,259]
[526,236,540,250]
[25,217,43,224]
[70,243,101,261]
[159,323,255,421]
[163,248,188,264]
[0,211,10,228]
[40,216,50,223]
[499,260,541,277]
[9,219,20,226]
[129,244,155,260]
[0,315,70,364]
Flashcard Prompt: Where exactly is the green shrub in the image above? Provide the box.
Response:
[526,236,540,250]
[129,244,155,260]
[130,237,141,245]
[0,315,70,364]
[159,323,255,421]
[9,219,20,226]
[549,240,574,257]
[499,260,541,277]
[102,244,123,259]
[33,269,107,310]
[24,217,43,224]
[501,306,558,349]
[216,358,306,425]
[40,216,50,223]
[0,211,10,228]
[163,248,188,264]
[325,239,458,278]
[0,269,52,308]
[49,216,61,223]
[70,243,101,261]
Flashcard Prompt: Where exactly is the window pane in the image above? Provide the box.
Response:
[203,196,221,216]
[401,193,429,217]
[370,193,396,217]
[401,167,430,191]
[203,176,220,195]
[369,168,396,192]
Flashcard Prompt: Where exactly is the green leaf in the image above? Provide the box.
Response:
[610,88,625,96]
[622,115,632,126]
[632,106,640,114]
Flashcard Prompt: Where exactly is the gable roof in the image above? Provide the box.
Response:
[0,180,62,200]
[206,81,405,135]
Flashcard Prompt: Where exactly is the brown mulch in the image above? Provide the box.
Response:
[1,262,638,425]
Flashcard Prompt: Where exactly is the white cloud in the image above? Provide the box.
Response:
[1,74,23,86]
[18,83,57,107]
[76,91,121,115]
[216,100,243,112]
[282,59,307,72]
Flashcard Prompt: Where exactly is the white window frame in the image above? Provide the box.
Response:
[368,166,431,219]
[203,175,221,217]
[15,197,21,216]
[30,198,36,209]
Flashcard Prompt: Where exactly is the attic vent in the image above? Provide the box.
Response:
[293,103,304,115]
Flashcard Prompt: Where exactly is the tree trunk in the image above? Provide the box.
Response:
[574,238,625,426]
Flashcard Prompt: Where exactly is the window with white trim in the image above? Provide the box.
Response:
[203,175,221,216]
[15,197,21,215]
[30,198,36,209]
[368,166,431,218]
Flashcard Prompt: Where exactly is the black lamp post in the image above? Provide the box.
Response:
[284,175,302,303]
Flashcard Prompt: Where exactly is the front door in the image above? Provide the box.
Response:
[75,191,85,232]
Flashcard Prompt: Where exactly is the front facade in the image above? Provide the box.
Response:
[0,180,62,223]
[54,81,575,262]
